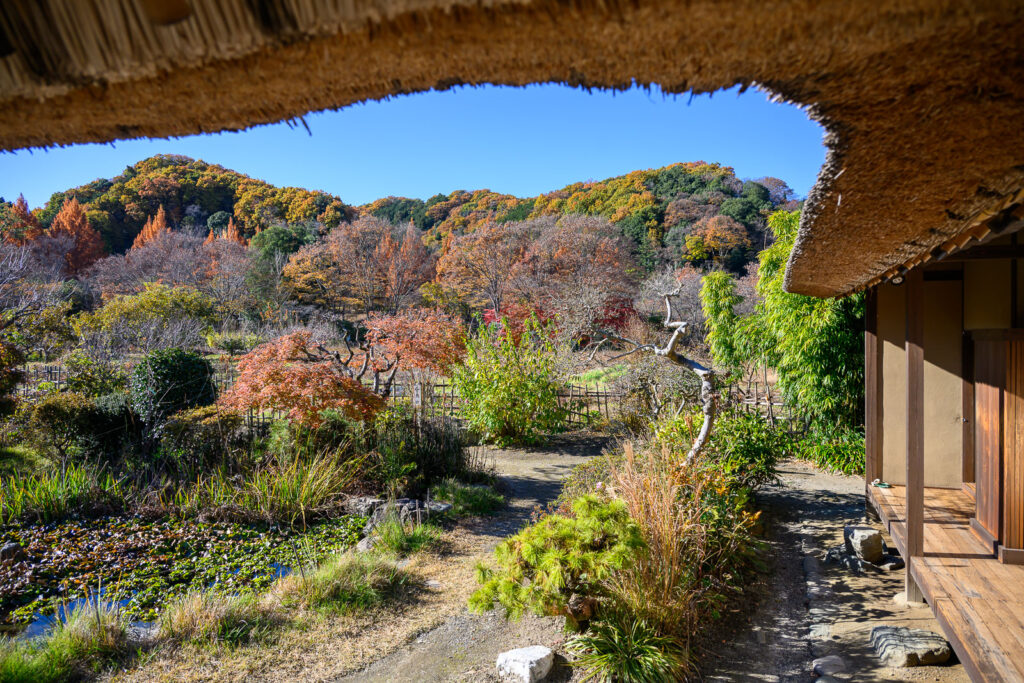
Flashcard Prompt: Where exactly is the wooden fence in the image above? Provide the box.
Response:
[15,362,792,430]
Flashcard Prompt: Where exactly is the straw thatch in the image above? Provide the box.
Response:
[1,0,1023,297]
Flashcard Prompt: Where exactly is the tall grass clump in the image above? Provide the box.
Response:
[0,464,126,525]
[370,512,441,557]
[566,609,689,683]
[159,591,278,646]
[168,449,364,527]
[607,444,762,643]
[431,478,503,516]
[276,552,406,613]
[0,600,129,682]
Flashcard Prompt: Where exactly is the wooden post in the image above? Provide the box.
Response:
[865,287,883,484]
[905,268,926,603]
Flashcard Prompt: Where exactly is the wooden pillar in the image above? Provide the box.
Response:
[905,268,926,603]
[865,287,883,485]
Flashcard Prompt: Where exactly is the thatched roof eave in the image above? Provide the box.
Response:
[2,0,1024,298]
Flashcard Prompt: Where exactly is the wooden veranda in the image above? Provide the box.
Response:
[868,483,1024,681]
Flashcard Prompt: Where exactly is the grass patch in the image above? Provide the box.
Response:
[431,478,503,516]
[159,591,279,647]
[0,445,47,478]
[276,552,406,613]
[170,450,365,528]
[0,600,129,682]
[576,364,627,386]
[371,514,441,557]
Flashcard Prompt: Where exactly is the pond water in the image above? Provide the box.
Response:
[0,514,364,633]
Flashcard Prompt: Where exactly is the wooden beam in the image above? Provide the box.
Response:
[943,245,1024,262]
[865,287,883,485]
[963,331,975,487]
[905,268,926,603]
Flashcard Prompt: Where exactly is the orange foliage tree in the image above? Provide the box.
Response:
[435,221,534,314]
[218,332,384,427]
[379,222,436,314]
[46,197,106,274]
[364,308,466,376]
[2,195,43,245]
[131,205,171,250]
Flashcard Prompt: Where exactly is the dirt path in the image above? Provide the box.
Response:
[703,460,968,682]
[339,434,612,683]
[117,443,968,682]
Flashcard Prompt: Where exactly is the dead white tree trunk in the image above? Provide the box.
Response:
[593,290,716,464]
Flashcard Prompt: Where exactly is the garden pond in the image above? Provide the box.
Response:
[0,514,365,631]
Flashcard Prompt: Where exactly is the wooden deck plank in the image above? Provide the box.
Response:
[868,485,1024,682]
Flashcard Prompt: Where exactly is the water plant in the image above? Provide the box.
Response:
[0,463,126,525]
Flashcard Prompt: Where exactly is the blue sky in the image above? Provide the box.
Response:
[0,84,825,209]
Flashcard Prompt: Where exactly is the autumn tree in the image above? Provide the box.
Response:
[131,205,171,250]
[436,220,535,314]
[46,197,106,275]
[1,195,43,244]
[380,222,436,313]
[510,215,635,339]
[683,215,751,269]
[218,332,384,427]
[364,308,466,377]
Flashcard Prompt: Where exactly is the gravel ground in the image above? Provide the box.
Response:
[703,459,968,682]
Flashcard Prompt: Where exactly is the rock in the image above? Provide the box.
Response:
[876,555,905,572]
[844,525,884,564]
[891,592,927,609]
[812,655,846,676]
[823,545,881,573]
[356,536,375,552]
[496,646,554,682]
[0,542,25,564]
[345,497,386,517]
[425,501,453,515]
[870,626,952,667]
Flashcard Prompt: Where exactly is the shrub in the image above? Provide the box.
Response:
[205,331,263,357]
[276,552,406,613]
[371,408,467,495]
[90,392,140,462]
[129,348,216,424]
[0,599,129,682]
[452,316,567,446]
[797,426,865,475]
[25,393,98,468]
[63,349,127,396]
[432,478,503,516]
[566,609,690,682]
[159,591,278,646]
[0,341,25,417]
[160,405,247,474]
[706,410,788,490]
[469,495,644,630]
[652,409,786,492]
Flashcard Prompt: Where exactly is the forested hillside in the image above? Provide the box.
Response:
[0,154,796,273]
